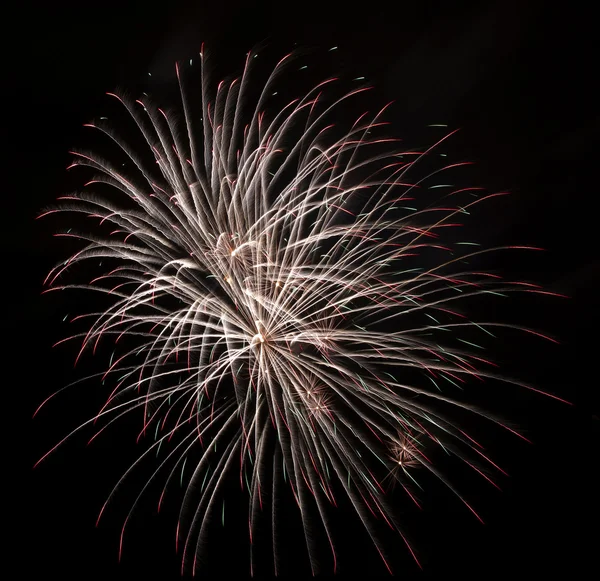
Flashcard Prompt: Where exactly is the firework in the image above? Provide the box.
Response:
[36,47,566,575]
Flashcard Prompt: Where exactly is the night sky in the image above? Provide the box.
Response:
[11,0,593,578]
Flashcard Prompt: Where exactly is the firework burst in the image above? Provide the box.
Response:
[36,47,567,575]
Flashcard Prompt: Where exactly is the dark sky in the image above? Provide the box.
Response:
[10,0,593,578]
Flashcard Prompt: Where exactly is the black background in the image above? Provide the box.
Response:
[8,0,594,578]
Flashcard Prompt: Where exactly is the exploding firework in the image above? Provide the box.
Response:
[36,47,567,575]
